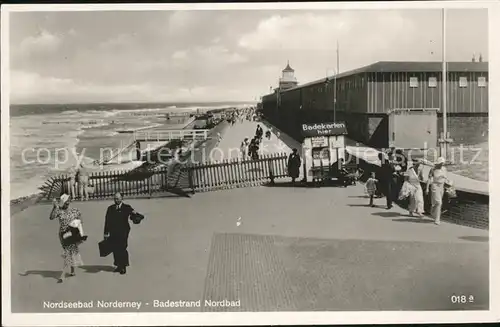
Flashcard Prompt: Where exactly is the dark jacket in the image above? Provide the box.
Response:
[377,161,394,184]
[287,153,301,178]
[104,203,134,237]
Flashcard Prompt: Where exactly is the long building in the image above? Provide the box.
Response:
[262,61,488,148]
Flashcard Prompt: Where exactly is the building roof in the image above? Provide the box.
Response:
[283,60,294,72]
[275,61,488,94]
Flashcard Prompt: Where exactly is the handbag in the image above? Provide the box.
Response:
[98,239,113,257]
[61,227,86,246]
[445,184,457,198]
[398,181,416,200]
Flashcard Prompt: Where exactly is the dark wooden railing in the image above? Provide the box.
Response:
[42,153,289,201]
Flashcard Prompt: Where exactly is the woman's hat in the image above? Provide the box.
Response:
[435,157,445,165]
[59,194,70,206]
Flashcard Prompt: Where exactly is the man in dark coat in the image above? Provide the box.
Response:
[104,192,137,274]
[255,125,263,140]
[287,148,301,184]
[376,153,394,209]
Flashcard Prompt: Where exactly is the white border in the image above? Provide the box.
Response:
[2,1,499,326]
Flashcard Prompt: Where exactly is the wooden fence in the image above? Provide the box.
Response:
[41,153,289,201]
[190,153,288,192]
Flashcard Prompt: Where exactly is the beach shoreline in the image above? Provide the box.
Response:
[9,107,235,214]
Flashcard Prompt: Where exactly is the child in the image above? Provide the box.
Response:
[365,172,378,207]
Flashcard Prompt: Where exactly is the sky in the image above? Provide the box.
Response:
[9,8,488,104]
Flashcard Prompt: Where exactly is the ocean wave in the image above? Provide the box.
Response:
[60,110,79,114]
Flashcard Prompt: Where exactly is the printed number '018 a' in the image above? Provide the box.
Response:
[450,295,474,304]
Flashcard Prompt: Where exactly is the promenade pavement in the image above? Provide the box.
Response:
[210,120,292,162]
[11,183,488,313]
[9,118,488,313]
[190,120,293,188]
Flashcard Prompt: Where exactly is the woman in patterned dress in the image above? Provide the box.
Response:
[50,194,86,283]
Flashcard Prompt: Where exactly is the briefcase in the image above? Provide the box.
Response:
[98,239,113,257]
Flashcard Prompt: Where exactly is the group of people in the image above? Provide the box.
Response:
[50,192,140,283]
[67,162,91,201]
[238,124,274,161]
[222,107,260,125]
[365,145,451,225]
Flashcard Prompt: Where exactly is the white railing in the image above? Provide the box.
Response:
[134,129,210,142]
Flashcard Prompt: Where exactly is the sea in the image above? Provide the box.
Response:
[9,102,252,200]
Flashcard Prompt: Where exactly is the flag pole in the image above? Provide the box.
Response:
[336,40,340,74]
[441,8,448,159]
[335,40,339,122]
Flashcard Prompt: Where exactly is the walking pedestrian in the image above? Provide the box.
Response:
[287,148,301,184]
[240,138,250,160]
[249,138,260,160]
[365,172,378,207]
[50,194,87,283]
[67,166,77,200]
[377,152,394,209]
[76,162,90,201]
[407,159,425,217]
[425,157,449,225]
[103,192,138,274]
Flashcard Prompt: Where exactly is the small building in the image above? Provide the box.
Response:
[262,61,488,148]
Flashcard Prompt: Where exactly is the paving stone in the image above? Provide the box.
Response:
[203,233,488,311]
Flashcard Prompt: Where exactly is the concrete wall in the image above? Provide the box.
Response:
[423,185,489,230]
[437,114,488,145]
[355,156,489,230]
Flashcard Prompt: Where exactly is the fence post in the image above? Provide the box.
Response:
[188,165,195,194]
[147,171,152,198]
[47,177,55,200]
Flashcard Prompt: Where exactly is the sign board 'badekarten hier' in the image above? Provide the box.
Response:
[301,122,348,137]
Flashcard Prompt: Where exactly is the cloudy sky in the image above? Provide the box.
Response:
[9,8,488,104]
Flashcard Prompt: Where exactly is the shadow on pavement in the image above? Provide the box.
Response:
[19,270,60,280]
[80,265,116,273]
[459,236,489,242]
[347,204,372,208]
[392,218,435,224]
[372,211,401,218]
[263,182,309,188]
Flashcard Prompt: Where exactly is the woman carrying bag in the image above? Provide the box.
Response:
[50,194,88,283]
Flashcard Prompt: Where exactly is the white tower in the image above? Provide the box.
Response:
[279,60,298,90]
